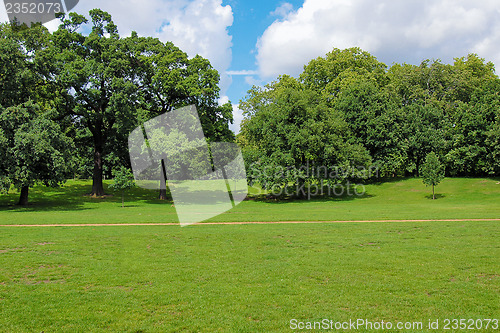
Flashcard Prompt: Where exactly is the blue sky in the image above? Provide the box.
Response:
[224,0,305,105]
[2,0,500,133]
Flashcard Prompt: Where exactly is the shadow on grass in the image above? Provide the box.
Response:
[121,204,141,208]
[0,181,174,213]
[487,176,500,183]
[424,193,446,200]
[0,179,379,212]
[246,183,376,203]
[120,181,376,205]
[0,183,92,212]
[246,193,375,204]
[108,186,173,205]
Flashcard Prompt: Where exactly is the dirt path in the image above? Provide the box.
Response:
[0,218,499,227]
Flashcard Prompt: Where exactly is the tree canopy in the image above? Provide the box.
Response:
[39,9,233,196]
[239,47,500,197]
[1,14,499,204]
[0,9,235,204]
[240,74,372,195]
[0,102,74,205]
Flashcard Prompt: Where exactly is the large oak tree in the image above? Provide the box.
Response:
[45,10,233,197]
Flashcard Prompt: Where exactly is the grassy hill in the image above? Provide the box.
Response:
[0,177,498,224]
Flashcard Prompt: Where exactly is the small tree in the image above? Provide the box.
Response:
[110,166,136,207]
[420,152,445,200]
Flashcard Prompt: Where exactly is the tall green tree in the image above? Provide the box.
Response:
[239,75,371,196]
[43,10,138,196]
[420,152,445,200]
[128,33,233,199]
[0,22,74,205]
[299,48,403,176]
[44,10,233,197]
[332,74,409,176]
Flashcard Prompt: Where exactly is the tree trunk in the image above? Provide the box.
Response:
[18,186,29,206]
[158,159,168,200]
[432,184,435,200]
[122,191,124,208]
[91,146,105,197]
[159,188,168,200]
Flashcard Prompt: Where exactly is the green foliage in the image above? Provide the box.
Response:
[11,116,74,188]
[109,166,135,207]
[420,152,445,199]
[485,122,500,175]
[44,11,142,195]
[0,22,50,108]
[0,102,74,204]
[420,152,445,186]
[300,47,387,94]
[36,10,233,196]
[0,128,9,192]
[109,166,135,192]
[240,75,372,195]
[240,47,500,182]
[445,79,500,176]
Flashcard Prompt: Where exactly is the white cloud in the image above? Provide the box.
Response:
[229,104,244,134]
[0,6,7,22]
[219,95,230,105]
[218,96,242,134]
[0,0,233,95]
[256,0,500,79]
[244,75,262,87]
[271,2,294,18]
[157,0,233,93]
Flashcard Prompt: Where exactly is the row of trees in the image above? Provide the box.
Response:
[239,48,500,193]
[0,10,234,205]
[2,12,498,204]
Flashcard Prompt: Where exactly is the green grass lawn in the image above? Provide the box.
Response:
[0,177,498,224]
[0,222,498,332]
[0,178,498,331]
